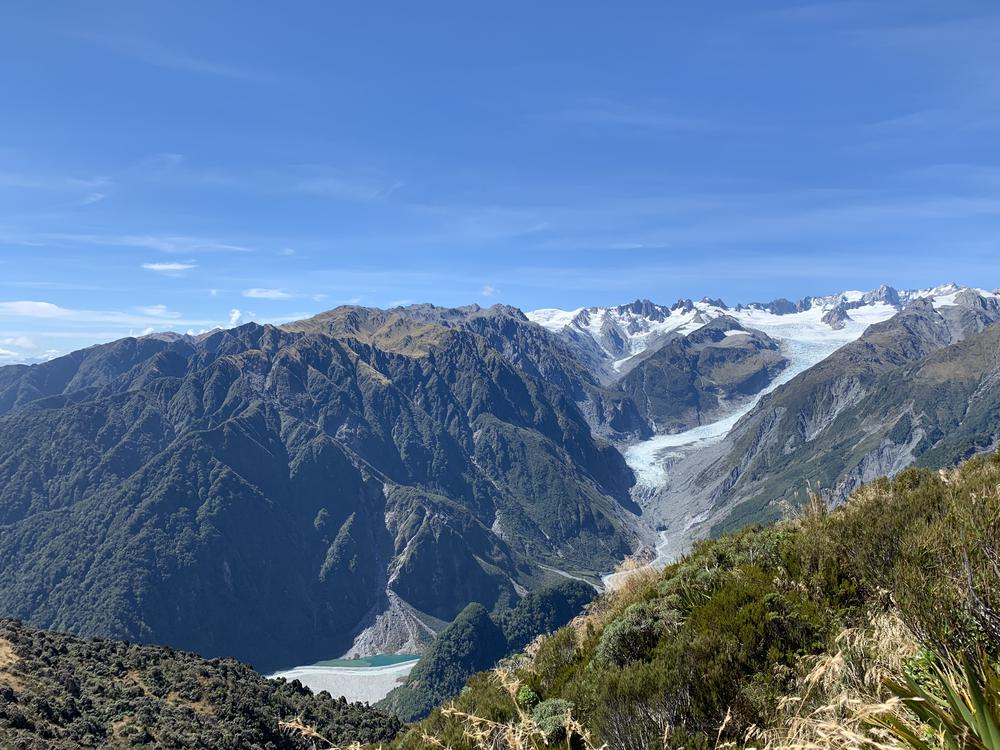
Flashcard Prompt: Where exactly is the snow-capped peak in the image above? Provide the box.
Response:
[527,283,994,381]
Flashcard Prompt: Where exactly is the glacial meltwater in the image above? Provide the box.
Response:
[269,654,419,704]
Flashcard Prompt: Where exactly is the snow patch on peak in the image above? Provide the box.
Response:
[527,307,582,331]
[528,283,994,384]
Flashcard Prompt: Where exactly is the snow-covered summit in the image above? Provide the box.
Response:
[527,283,996,380]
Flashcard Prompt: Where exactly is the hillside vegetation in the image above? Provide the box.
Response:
[379,580,595,722]
[0,618,401,749]
[386,450,1000,750]
[0,316,634,670]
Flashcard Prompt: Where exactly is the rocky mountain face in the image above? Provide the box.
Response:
[3,282,1000,677]
[617,317,787,433]
[0,317,637,671]
[682,291,1000,536]
[287,303,651,442]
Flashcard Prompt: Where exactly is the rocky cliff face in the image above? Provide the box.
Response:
[4,285,999,674]
[0,318,637,671]
[697,294,1000,534]
[617,317,787,433]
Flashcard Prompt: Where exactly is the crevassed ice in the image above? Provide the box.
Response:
[623,302,898,488]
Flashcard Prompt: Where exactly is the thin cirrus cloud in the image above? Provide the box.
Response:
[292,176,405,202]
[243,288,293,300]
[0,335,36,349]
[73,32,273,83]
[141,262,198,273]
[136,304,182,319]
[529,98,720,132]
[0,300,216,328]
[0,172,110,191]
[0,231,251,254]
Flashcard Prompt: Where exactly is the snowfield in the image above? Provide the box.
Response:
[622,300,899,487]
[595,284,1000,588]
[533,284,991,492]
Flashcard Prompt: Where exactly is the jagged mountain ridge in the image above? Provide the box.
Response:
[0,318,637,671]
[2,281,999,677]
[633,288,1000,551]
[527,282,979,381]
[286,303,651,442]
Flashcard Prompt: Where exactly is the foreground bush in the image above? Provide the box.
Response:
[382,451,1000,750]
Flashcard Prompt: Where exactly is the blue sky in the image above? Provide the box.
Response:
[2,1,1000,363]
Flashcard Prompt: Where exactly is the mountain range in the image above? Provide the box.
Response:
[1,281,998,672]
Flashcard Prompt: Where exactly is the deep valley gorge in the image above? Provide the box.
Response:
[2,282,999,674]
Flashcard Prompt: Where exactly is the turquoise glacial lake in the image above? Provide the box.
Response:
[311,654,419,668]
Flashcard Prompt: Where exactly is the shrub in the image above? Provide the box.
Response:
[591,601,672,669]
[531,698,574,743]
[515,685,540,710]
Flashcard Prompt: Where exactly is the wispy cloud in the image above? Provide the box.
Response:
[136,304,181,319]
[0,335,36,349]
[141,262,198,273]
[243,288,292,299]
[1,280,119,291]
[118,235,250,253]
[0,172,110,191]
[0,300,216,328]
[74,33,272,83]
[480,284,497,297]
[530,98,719,132]
[0,232,252,254]
[293,176,405,202]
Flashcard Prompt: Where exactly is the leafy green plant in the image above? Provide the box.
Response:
[517,685,541,710]
[876,653,1000,750]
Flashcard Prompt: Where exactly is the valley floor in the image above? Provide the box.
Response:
[269,657,419,704]
[613,322,877,585]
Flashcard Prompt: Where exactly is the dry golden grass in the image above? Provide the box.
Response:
[585,557,660,625]
[280,716,341,748]
[748,613,918,750]
[0,637,17,669]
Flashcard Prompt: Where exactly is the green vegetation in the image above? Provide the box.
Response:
[0,315,634,672]
[618,316,786,432]
[711,302,1000,536]
[877,654,1000,750]
[379,580,595,722]
[390,450,1000,750]
[0,618,400,749]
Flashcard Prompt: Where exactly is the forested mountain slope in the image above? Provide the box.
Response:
[395,450,1000,750]
[699,294,1000,533]
[0,617,401,749]
[0,317,636,671]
